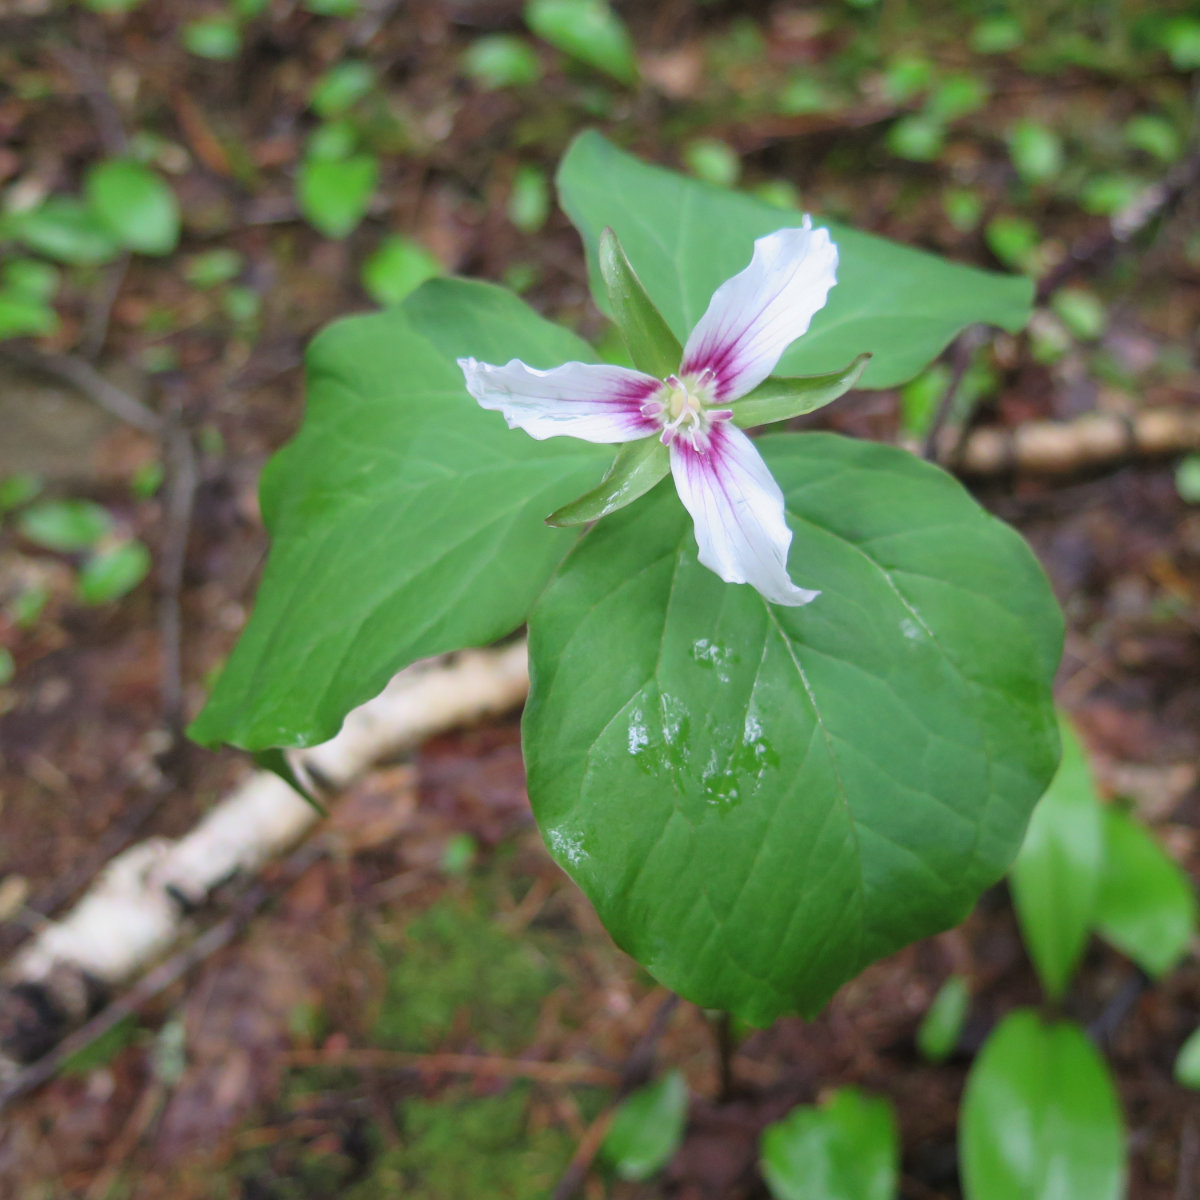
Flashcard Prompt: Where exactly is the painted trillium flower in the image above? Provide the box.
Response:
[459,220,843,607]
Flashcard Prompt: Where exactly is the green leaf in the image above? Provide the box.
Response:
[960,1011,1125,1200]
[1009,122,1064,186]
[971,14,1023,54]
[916,974,969,1063]
[1123,114,1181,163]
[361,235,443,307]
[729,355,870,429]
[887,114,945,162]
[462,35,543,89]
[760,1087,898,1200]
[599,227,682,379]
[185,248,244,288]
[985,215,1039,273]
[1009,716,1104,1001]
[557,133,1033,390]
[524,433,1061,1022]
[0,473,42,513]
[0,648,13,687]
[683,138,740,187]
[1080,174,1142,217]
[76,541,152,605]
[297,153,378,238]
[601,1071,688,1181]
[189,279,608,751]
[0,291,58,339]
[1050,288,1106,341]
[310,61,376,118]
[17,499,112,552]
[1,258,59,301]
[507,165,551,234]
[182,17,241,60]
[1094,806,1197,978]
[1176,455,1200,504]
[86,160,181,256]
[1174,1027,1200,1089]
[545,437,669,527]
[11,197,121,265]
[927,74,988,121]
[524,0,637,85]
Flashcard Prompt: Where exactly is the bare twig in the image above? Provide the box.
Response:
[80,253,130,361]
[0,344,161,435]
[713,1009,736,1103]
[157,391,199,741]
[922,326,987,463]
[1037,144,1200,301]
[936,405,1200,477]
[284,1048,620,1089]
[550,992,680,1200]
[0,842,324,1117]
[50,41,128,158]
[1179,1113,1198,1200]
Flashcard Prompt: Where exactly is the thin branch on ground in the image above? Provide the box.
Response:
[80,252,130,361]
[157,389,199,742]
[550,992,680,1200]
[284,1048,620,1089]
[1036,142,1200,301]
[938,405,1200,477]
[922,325,987,463]
[0,843,325,1118]
[0,343,161,435]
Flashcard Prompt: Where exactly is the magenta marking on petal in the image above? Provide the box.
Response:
[681,343,742,401]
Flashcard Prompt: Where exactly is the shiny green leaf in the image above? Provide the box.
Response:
[190,279,608,751]
[1094,806,1197,978]
[916,975,969,1063]
[558,133,1032,389]
[761,1087,898,1200]
[297,153,378,238]
[524,0,637,85]
[1174,1027,1200,1090]
[76,541,152,605]
[961,1011,1125,1200]
[524,433,1061,1022]
[1009,717,1103,1000]
[86,160,181,256]
[17,499,112,552]
[601,1071,688,1181]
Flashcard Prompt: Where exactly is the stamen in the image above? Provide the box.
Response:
[641,400,664,417]
[709,409,733,421]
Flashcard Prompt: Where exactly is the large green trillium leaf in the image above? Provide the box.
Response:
[190,279,609,751]
[524,433,1061,1023]
[557,132,1033,389]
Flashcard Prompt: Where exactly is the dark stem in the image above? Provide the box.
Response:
[713,1010,735,1103]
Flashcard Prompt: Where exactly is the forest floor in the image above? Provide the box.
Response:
[0,1,1198,1197]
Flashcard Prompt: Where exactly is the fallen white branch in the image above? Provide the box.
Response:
[1,642,530,1069]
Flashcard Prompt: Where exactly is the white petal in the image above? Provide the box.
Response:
[670,422,818,607]
[459,357,661,443]
[680,220,838,402]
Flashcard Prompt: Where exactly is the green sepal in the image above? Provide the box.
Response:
[599,227,681,379]
[729,353,871,429]
[545,436,669,527]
